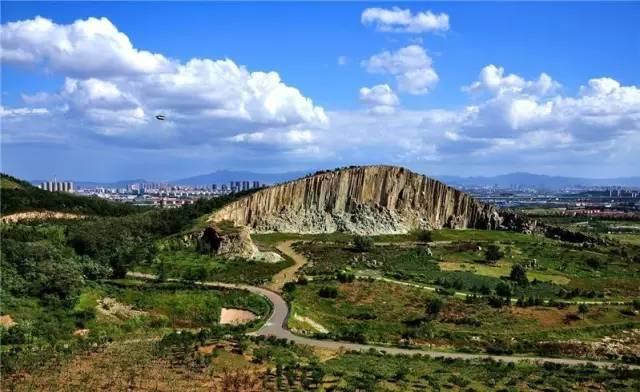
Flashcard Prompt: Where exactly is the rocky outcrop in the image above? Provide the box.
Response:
[198,223,283,262]
[199,224,259,259]
[500,210,539,234]
[210,165,502,234]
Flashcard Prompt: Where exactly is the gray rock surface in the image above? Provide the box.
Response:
[211,165,501,234]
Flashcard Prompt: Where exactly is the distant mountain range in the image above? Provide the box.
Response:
[436,172,640,188]
[172,170,307,186]
[31,170,640,189]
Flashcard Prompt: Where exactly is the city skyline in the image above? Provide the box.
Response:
[2,2,639,181]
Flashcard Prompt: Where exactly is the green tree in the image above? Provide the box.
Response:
[425,297,444,320]
[485,244,503,263]
[510,264,528,286]
[495,282,512,299]
[415,229,432,242]
[578,303,589,319]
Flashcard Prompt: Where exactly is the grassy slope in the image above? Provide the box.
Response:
[290,279,640,352]
[294,229,640,299]
[1,173,142,216]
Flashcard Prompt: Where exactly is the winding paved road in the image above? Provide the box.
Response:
[127,272,638,369]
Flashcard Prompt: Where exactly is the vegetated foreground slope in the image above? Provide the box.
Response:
[0,173,141,217]
[211,165,501,234]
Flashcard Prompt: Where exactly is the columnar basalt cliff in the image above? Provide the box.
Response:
[210,166,502,235]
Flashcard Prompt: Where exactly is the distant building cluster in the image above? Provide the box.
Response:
[68,179,266,208]
[229,180,261,193]
[40,180,74,192]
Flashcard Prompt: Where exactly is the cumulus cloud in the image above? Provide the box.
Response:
[0,16,173,78]
[359,84,399,114]
[464,64,560,96]
[361,7,449,33]
[2,16,638,176]
[323,70,639,171]
[1,16,327,151]
[363,45,438,94]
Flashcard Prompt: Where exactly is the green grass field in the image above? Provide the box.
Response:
[289,279,640,357]
[294,229,640,299]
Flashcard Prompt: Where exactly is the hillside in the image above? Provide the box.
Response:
[210,165,501,234]
[0,173,141,217]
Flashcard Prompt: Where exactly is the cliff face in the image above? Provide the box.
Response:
[210,166,501,234]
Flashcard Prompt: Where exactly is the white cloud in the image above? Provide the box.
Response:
[228,129,316,146]
[361,7,449,33]
[2,17,638,176]
[465,64,560,96]
[337,56,348,65]
[321,71,639,171]
[1,17,328,151]
[0,16,173,78]
[359,84,399,114]
[363,45,438,95]
[0,106,49,118]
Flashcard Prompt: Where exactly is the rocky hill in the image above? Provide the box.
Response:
[209,165,501,234]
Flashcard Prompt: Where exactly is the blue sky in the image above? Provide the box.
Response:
[2,2,639,181]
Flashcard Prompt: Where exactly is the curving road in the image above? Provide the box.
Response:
[126,272,638,369]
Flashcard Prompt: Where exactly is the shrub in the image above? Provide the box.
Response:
[415,229,433,242]
[487,295,507,308]
[336,324,367,344]
[425,297,444,319]
[495,282,512,298]
[318,286,338,298]
[485,244,503,263]
[181,265,207,283]
[336,271,355,283]
[352,235,374,252]
[486,343,513,355]
[585,257,603,270]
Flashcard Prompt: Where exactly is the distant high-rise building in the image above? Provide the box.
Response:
[242,181,250,191]
[40,180,74,193]
[252,181,260,189]
[212,184,217,191]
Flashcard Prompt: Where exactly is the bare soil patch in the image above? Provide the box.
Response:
[0,314,16,329]
[219,308,257,325]
[511,306,567,328]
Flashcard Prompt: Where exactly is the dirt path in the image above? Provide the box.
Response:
[126,269,639,370]
[267,240,308,292]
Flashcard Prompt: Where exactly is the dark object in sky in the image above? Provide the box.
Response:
[155,114,166,121]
